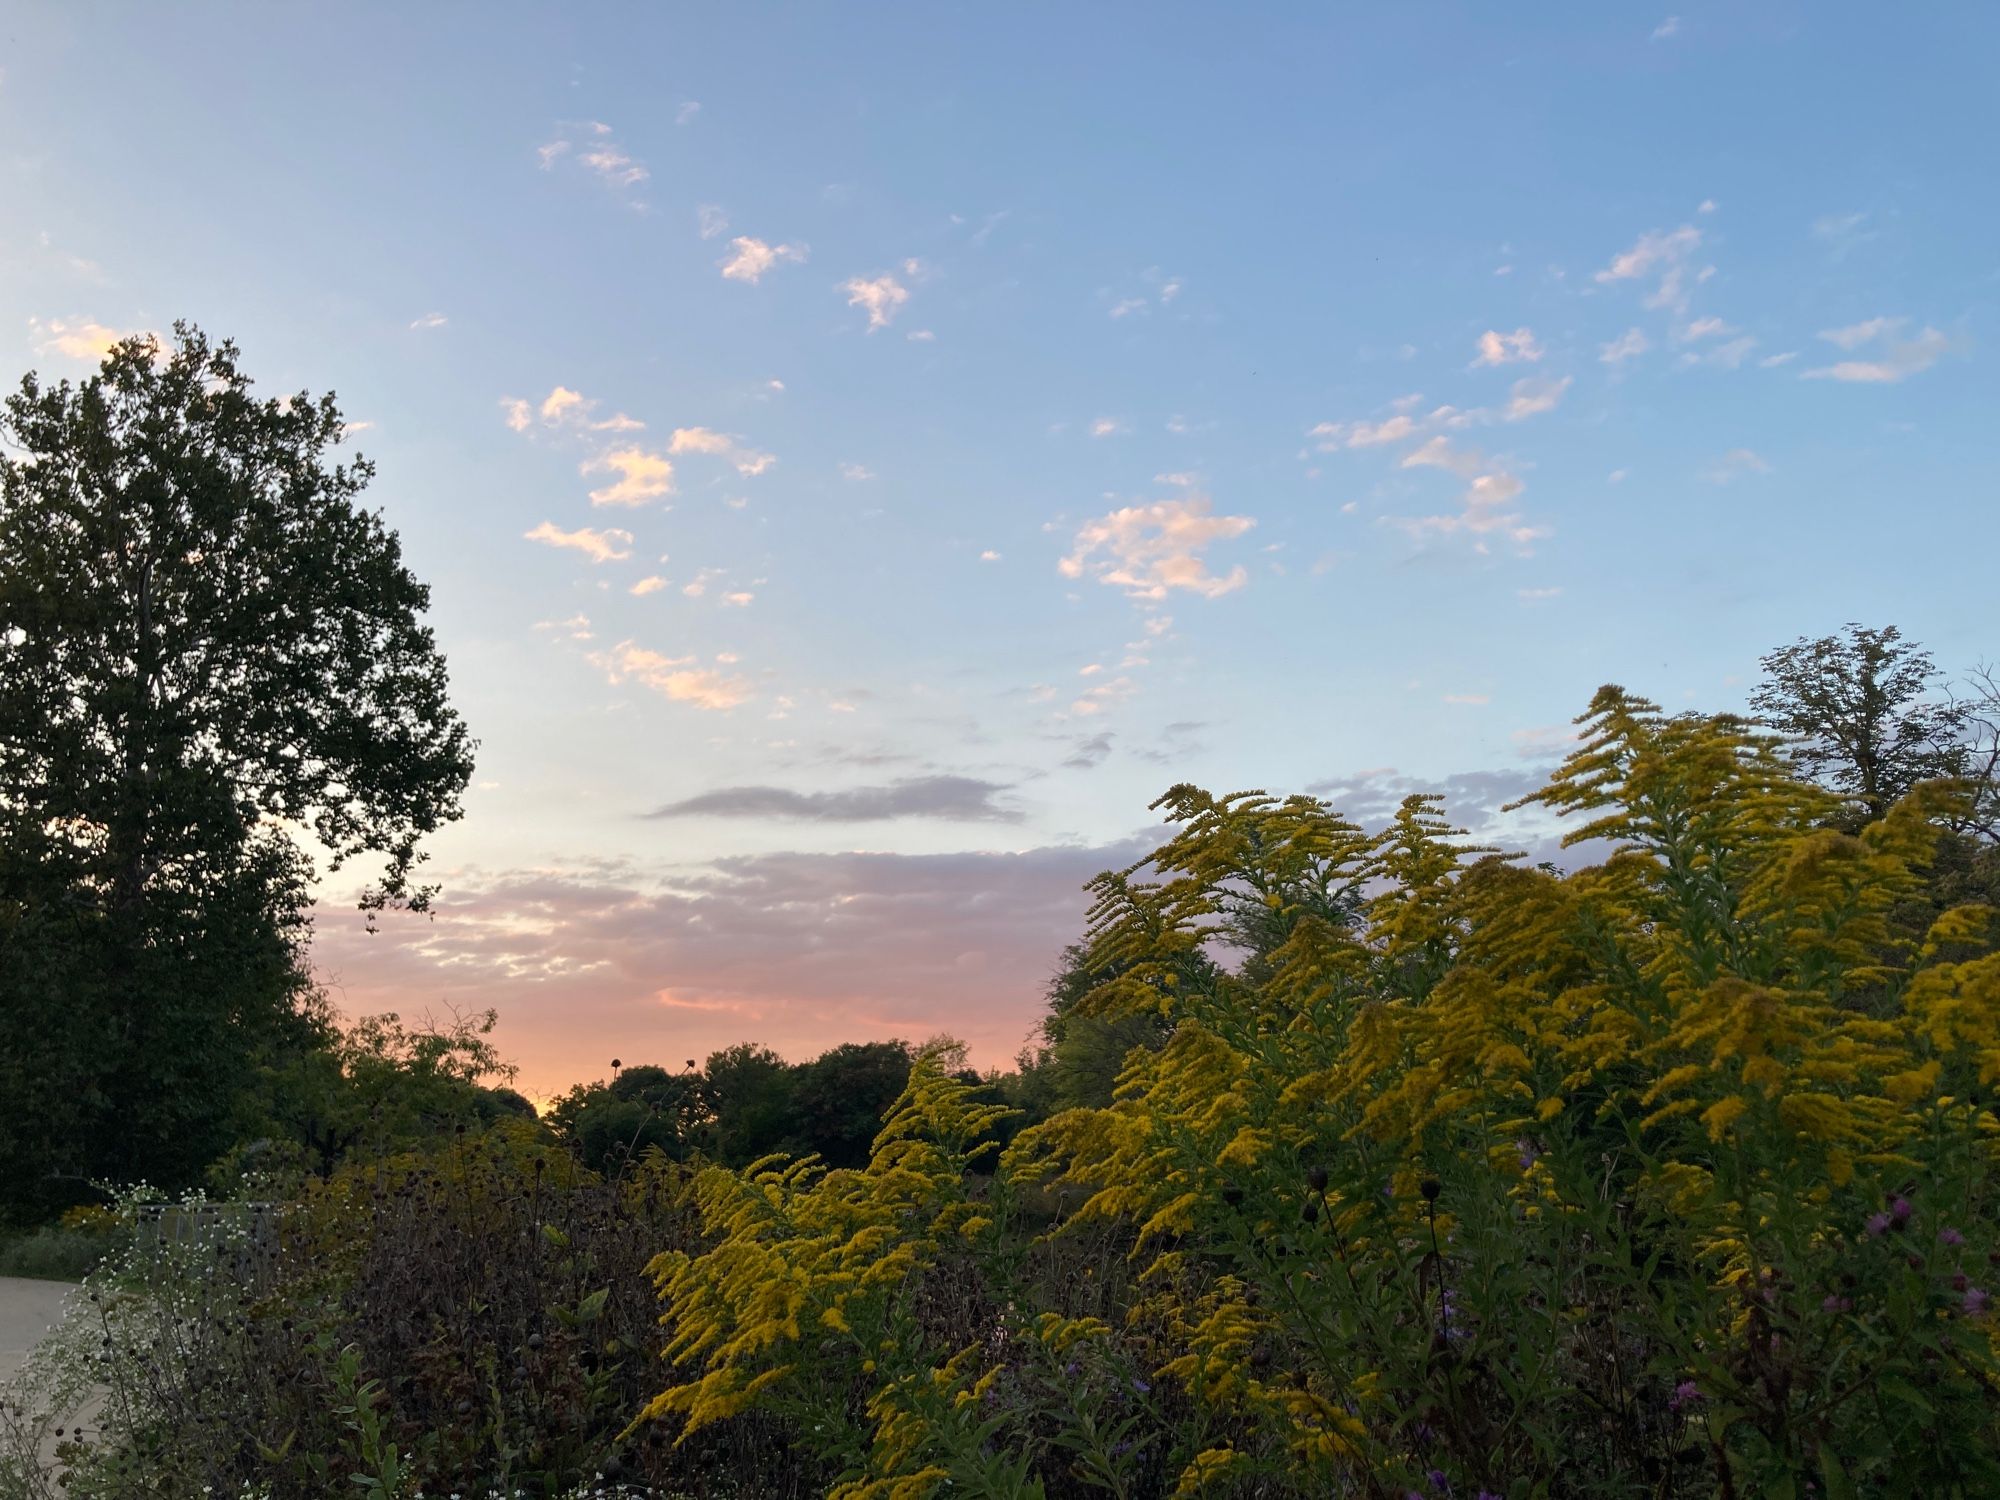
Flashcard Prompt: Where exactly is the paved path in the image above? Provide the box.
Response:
[0,1276,76,1383]
[0,1276,95,1482]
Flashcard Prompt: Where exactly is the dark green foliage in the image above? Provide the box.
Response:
[0,325,473,1217]
[783,1039,915,1169]
[698,1042,798,1164]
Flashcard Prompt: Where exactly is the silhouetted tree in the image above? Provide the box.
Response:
[0,325,474,1213]
[1751,624,1968,825]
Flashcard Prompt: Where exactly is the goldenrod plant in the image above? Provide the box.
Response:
[644,688,2000,1497]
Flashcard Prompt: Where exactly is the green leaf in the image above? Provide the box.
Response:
[1817,1450,1858,1500]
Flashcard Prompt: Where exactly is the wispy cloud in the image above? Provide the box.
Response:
[538,121,648,190]
[409,312,447,330]
[720,236,808,283]
[675,101,701,125]
[594,641,750,710]
[524,521,634,563]
[1803,318,1948,383]
[842,272,911,330]
[27,316,139,362]
[583,447,675,507]
[697,204,729,240]
[1504,375,1570,421]
[840,462,875,481]
[1473,327,1544,366]
[669,427,775,475]
[1394,439,1541,551]
[1089,417,1128,438]
[1060,496,1256,601]
[1596,225,1704,313]
[1600,327,1650,364]
[1071,675,1138,717]
[1700,448,1771,483]
[1650,15,1681,41]
[648,775,1020,823]
[629,576,667,596]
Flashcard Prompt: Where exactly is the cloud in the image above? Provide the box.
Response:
[306,837,1152,1089]
[1759,351,1798,368]
[409,312,447,330]
[538,121,648,190]
[1394,440,1542,551]
[1504,375,1570,421]
[501,399,533,432]
[676,101,701,125]
[1063,734,1114,771]
[594,641,751,709]
[1060,496,1256,601]
[842,273,911,330]
[667,426,776,475]
[583,447,675,507]
[1600,327,1650,364]
[980,550,1002,562]
[721,591,755,607]
[720,236,808,283]
[1516,586,1562,601]
[1677,335,1759,370]
[1089,417,1128,438]
[534,613,594,642]
[1473,327,1544,366]
[697,204,729,240]
[1803,319,1948,383]
[648,775,1020,823]
[1442,694,1492,705]
[630,576,667,596]
[1595,225,1703,312]
[1071,676,1138,717]
[542,387,588,423]
[907,329,936,342]
[840,462,875,481]
[1700,448,1771,483]
[1651,15,1680,40]
[1108,298,1147,319]
[1307,401,1483,452]
[27,317,137,362]
[524,521,634,563]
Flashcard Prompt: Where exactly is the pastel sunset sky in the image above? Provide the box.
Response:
[4,4,1993,1100]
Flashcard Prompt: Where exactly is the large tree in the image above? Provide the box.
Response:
[0,324,474,1210]
[1750,623,1969,825]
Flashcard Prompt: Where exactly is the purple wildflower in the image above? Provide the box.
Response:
[1966,1287,1991,1315]
[1429,1468,1450,1491]
[1940,1227,1965,1247]
[1821,1295,1851,1314]
[1669,1379,1703,1412]
[1516,1138,1538,1170]
[1130,1377,1150,1396]
[1865,1212,1892,1238]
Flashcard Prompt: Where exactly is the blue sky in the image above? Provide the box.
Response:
[5,4,1995,1094]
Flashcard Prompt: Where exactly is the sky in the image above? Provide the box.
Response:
[4,4,1996,1101]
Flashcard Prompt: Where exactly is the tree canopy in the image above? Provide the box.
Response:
[0,325,474,1215]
